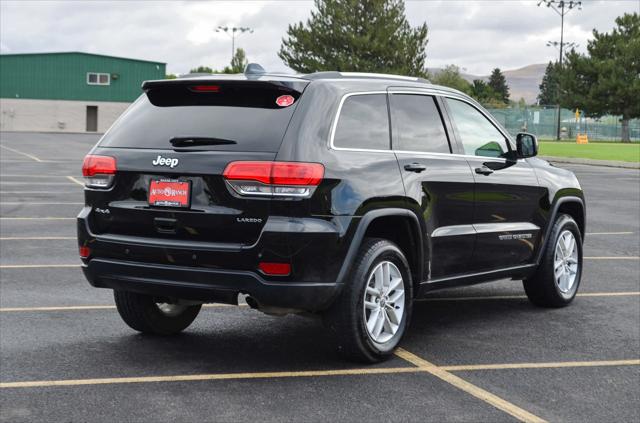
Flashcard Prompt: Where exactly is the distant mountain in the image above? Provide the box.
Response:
[428,64,547,104]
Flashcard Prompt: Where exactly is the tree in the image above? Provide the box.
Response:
[537,61,560,106]
[559,13,640,142]
[488,68,510,104]
[189,48,250,75]
[228,48,248,73]
[279,0,429,77]
[190,66,214,74]
[165,74,177,80]
[430,65,471,93]
[469,79,496,104]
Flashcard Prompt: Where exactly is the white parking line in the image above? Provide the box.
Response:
[67,176,84,186]
[587,232,635,235]
[0,191,81,194]
[0,236,76,240]
[0,202,83,205]
[0,217,75,220]
[0,145,43,162]
[585,256,640,260]
[0,182,77,186]
[0,264,79,269]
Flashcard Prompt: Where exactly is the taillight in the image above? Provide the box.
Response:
[82,155,116,188]
[79,246,91,259]
[258,262,291,276]
[223,161,324,198]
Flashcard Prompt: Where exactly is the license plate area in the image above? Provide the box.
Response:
[148,179,191,208]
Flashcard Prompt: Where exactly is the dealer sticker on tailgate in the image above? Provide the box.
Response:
[148,179,191,208]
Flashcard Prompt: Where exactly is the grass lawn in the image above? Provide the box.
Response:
[538,141,640,163]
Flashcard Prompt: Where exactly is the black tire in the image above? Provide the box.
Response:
[523,214,583,307]
[113,290,201,335]
[324,238,413,363]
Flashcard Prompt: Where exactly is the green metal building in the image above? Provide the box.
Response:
[0,52,165,132]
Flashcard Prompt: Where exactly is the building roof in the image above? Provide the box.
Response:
[0,51,165,65]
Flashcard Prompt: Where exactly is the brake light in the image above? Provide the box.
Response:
[79,246,91,259]
[190,85,220,92]
[223,161,324,198]
[258,262,291,276]
[82,155,116,188]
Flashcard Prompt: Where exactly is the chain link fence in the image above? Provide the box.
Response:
[485,106,640,142]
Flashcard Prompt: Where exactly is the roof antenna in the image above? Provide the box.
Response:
[244,63,266,75]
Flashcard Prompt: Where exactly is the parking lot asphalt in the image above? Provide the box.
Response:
[1,132,638,422]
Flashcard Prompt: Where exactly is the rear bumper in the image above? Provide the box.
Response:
[78,207,356,311]
[83,258,341,311]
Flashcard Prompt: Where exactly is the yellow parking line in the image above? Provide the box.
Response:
[441,359,640,372]
[0,304,246,312]
[67,176,84,186]
[0,145,43,162]
[585,256,639,260]
[418,291,640,302]
[2,292,637,312]
[0,367,421,389]
[395,348,546,423]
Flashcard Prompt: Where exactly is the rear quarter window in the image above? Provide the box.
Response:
[333,94,390,150]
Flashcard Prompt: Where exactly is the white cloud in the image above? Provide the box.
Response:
[1,0,637,76]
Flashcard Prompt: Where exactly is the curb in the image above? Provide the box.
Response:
[540,156,640,170]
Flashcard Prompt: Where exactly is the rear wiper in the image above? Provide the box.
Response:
[170,137,237,147]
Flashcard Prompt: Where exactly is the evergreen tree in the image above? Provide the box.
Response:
[537,61,560,105]
[488,68,510,104]
[279,0,429,77]
[559,13,640,142]
[229,48,248,73]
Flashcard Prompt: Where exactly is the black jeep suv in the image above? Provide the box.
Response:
[78,67,586,362]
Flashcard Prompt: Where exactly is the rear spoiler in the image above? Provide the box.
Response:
[141,77,308,93]
[141,78,309,108]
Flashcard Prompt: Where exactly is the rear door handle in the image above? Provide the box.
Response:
[475,166,494,176]
[404,163,427,173]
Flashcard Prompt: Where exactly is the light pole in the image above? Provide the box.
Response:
[538,0,582,140]
[216,26,253,62]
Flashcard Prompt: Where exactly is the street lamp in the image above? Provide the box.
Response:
[216,26,253,62]
[546,41,579,51]
[538,1,582,140]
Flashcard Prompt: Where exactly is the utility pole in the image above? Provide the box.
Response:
[216,26,253,63]
[538,1,582,140]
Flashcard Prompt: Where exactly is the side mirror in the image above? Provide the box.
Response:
[516,132,538,158]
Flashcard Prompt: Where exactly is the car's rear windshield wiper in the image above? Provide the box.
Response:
[170,137,237,147]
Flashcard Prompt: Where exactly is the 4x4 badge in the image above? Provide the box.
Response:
[152,155,179,168]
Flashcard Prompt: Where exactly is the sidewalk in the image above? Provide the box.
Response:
[540,156,640,169]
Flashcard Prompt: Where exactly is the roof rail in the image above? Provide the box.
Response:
[305,71,430,84]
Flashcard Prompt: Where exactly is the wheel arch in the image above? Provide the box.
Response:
[535,196,586,265]
[336,209,424,294]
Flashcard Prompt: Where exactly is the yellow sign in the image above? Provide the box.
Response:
[576,134,589,144]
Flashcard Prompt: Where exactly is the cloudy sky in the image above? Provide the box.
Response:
[1,0,638,76]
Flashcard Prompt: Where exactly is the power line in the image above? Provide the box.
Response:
[538,1,582,141]
[216,26,254,63]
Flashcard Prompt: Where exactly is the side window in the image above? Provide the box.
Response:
[390,94,450,153]
[333,94,390,150]
[445,98,509,158]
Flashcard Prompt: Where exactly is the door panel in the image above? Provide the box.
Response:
[467,157,542,270]
[397,153,476,279]
[389,93,475,280]
[443,97,543,271]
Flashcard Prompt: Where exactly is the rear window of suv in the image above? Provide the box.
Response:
[333,94,390,150]
[99,82,305,152]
